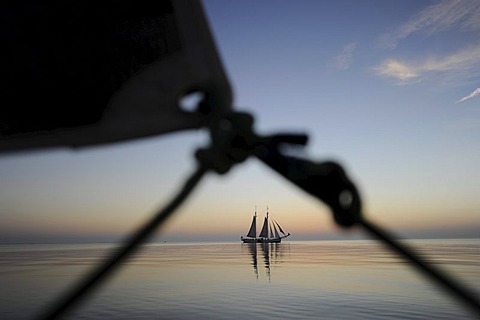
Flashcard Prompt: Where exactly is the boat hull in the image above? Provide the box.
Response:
[241,238,257,243]
[241,237,284,243]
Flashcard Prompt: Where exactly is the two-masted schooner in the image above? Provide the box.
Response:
[241,208,290,243]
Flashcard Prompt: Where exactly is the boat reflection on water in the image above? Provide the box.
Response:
[242,242,290,281]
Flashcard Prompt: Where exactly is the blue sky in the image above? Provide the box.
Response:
[0,0,479,243]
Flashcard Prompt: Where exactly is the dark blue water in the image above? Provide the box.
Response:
[0,239,478,319]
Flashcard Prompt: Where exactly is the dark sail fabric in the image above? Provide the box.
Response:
[259,217,269,238]
[0,0,232,152]
[274,220,286,235]
[246,215,256,238]
[273,223,280,238]
[1,1,180,134]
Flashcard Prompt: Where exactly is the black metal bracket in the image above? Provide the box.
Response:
[196,110,361,228]
[254,142,361,227]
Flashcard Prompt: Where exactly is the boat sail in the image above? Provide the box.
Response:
[241,208,290,243]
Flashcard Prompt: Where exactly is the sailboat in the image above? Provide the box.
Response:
[241,208,290,243]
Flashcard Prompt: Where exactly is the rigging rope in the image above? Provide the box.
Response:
[361,218,480,316]
[38,165,208,320]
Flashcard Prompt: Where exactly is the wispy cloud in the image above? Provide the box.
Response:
[374,59,420,84]
[456,88,480,103]
[379,0,480,48]
[333,43,357,70]
[375,46,480,84]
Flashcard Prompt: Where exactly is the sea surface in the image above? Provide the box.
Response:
[0,239,479,319]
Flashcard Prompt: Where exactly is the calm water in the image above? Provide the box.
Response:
[0,239,479,319]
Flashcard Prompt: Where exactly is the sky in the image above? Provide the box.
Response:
[0,0,479,243]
